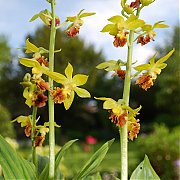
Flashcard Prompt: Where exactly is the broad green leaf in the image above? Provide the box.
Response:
[19,58,39,68]
[79,12,96,18]
[0,135,37,180]
[103,99,117,109]
[74,139,115,180]
[156,49,175,64]
[134,64,151,71]
[96,60,116,69]
[86,172,102,180]
[25,39,39,53]
[37,155,49,175]
[101,24,116,33]
[140,0,155,6]
[45,71,66,84]
[108,15,124,24]
[75,87,91,98]
[65,63,73,79]
[39,139,78,180]
[29,13,40,22]
[64,91,74,110]
[130,155,160,180]
[73,74,88,86]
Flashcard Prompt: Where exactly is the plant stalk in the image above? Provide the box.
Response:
[48,0,56,179]
[120,30,134,180]
[31,106,38,167]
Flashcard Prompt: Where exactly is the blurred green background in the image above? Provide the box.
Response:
[0,26,179,179]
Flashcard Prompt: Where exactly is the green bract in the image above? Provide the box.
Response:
[134,49,175,78]
[47,63,91,110]
[101,15,145,36]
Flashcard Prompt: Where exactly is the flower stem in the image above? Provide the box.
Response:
[48,0,56,179]
[31,106,38,167]
[120,30,134,180]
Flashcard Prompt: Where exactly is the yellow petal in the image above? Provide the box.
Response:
[45,71,66,84]
[64,91,74,110]
[73,74,88,86]
[103,99,117,109]
[65,63,73,79]
[19,58,39,68]
[75,87,91,98]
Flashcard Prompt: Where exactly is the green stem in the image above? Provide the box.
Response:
[31,106,38,167]
[120,30,134,180]
[48,1,56,179]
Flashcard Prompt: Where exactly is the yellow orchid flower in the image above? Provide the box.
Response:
[47,63,91,110]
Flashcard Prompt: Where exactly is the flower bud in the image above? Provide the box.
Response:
[140,0,155,6]
[23,73,31,82]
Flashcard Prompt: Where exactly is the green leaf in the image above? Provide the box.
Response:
[156,49,175,64]
[74,139,115,180]
[86,172,102,180]
[79,12,96,18]
[64,91,74,110]
[130,155,160,180]
[75,87,91,98]
[108,15,124,24]
[39,139,78,180]
[65,63,73,79]
[0,135,37,179]
[73,74,88,86]
[29,13,40,22]
[101,24,116,33]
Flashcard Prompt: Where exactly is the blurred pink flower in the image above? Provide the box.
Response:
[86,135,97,145]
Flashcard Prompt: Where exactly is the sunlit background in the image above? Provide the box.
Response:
[0,0,179,179]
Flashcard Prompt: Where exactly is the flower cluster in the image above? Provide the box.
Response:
[20,39,50,108]
[95,97,141,140]
[101,15,145,47]
[12,116,50,147]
